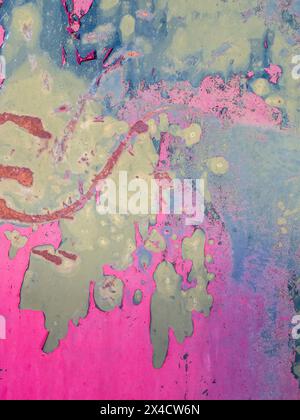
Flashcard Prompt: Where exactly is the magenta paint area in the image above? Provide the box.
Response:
[0,216,298,400]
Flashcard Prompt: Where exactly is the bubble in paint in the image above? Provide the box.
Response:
[207,273,215,282]
[120,15,135,40]
[133,289,143,305]
[251,78,270,97]
[182,123,202,147]
[207,156,229,175]
[206,254,213,263]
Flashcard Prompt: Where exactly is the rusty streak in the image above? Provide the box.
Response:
[0,165,33,187]
[0,120,148,224]
[32,249,63,266]
[0,113,52,139]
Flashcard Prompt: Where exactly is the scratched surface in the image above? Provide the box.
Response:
[0,0,300,400]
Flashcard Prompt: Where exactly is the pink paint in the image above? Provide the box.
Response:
[72,0,94,18]
[0,105,296,399]
[0,15,294,396]
[156,132,172,171]
[75,48,97,65]
[0,25,5,48]
[0,216,227,401]
[54,104,72,114]
[0,25,5,87]
[0,112,295,399]
[0,210,299,399]
[0,0,298,401]
[195,75,282,126]
[265,64,283,84]
[120,75,282,129]
[62,46,67,66]
[102,47,114,66]
[61,0,94,36]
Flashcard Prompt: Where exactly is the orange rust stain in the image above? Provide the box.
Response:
[0,113,52,139]
[58,250,78,261]
[32,249,62,266]
[0,117,151,224]
[0,165,33,187]
[127,51,141,58]
[0,133,128,223]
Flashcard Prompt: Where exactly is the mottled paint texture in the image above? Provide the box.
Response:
[0,0,300,401]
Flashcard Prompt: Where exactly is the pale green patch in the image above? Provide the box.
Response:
[100,0,119,11]
[94,276,124,312]
[5,230,28,259]
[120,15,136,40]
[151,229,214,368]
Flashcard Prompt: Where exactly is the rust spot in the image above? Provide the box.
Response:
[58,250,78,261]
[0,135,127,223]
[0,113,52,139]
[0,118,148,224]
[0,165,33,187]
[32,249,62,266]
[130,120,149,135]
